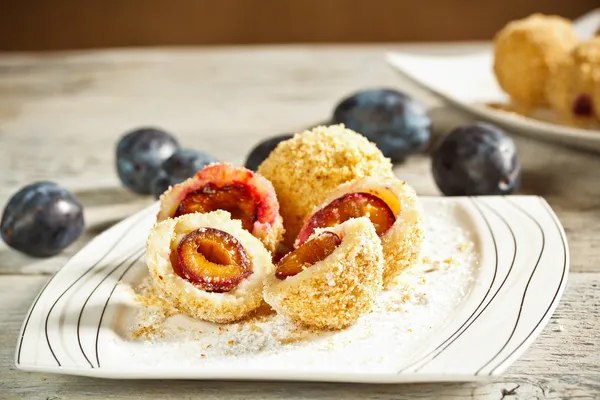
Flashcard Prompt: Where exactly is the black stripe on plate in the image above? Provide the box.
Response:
[76,245,145,368]
[412,198,505,373]
[488,198,567,375]
[476,197,545,374]
[469,199,518,374]
[95,250,145,368]
[43,208,152,367]
[16,252,78,365]
[397,197,499,374]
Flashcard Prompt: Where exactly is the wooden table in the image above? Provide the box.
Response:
[1,45,599,399]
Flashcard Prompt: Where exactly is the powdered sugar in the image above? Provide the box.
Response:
[103,200,478,372]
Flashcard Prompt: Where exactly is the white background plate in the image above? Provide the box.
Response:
[15,196,568,383]
[386,8,600,153]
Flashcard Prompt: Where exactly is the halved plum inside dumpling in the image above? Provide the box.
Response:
[157,162,284,253]
[147,210,274,323]
[296,177,424,286]
[264,217,384,329]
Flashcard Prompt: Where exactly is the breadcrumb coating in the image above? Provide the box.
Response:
[157,162,284,253]
[304,176,424,287]
[257,124,394,246]
[546,37,600,127]
[493,14,578,107]
[146,211,274,323]
[263,217,384,329]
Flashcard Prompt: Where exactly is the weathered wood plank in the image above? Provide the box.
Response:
[0,46,599,399]
[0,47,598,275]
[1,273,598,399]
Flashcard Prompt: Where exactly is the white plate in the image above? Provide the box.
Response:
[386,9,600,153]
[15,196,568,383]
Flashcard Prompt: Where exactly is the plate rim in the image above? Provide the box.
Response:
[384,51,600,152]
[14,195,570,382]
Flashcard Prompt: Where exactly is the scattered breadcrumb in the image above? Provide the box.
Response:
[109,201,478,371]
[129,277,180,340]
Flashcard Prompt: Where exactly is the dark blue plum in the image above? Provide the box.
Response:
[150,172,172,200]
[1,182,85,257]
[432,122,520,196]
[116,127,180,194]
[151,149,218,199]
[333,89,431,162]
[244,134,293,171]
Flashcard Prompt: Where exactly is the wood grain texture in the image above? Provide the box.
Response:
[0,0,597,50]
[0,46,599,399]
[0,46,598,274]
[1,274,598,399]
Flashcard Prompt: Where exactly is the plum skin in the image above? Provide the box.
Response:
[1,182,85,257]
[296,192,395,246]
[431,122,521,196]
[151,149,218,199]
[276,231,341,280]
[244,134,293,171]
[175,227,252,293]
[333,89,431,162]
[116,127,180,194]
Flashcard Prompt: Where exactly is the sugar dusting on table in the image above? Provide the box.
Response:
[109,201,478,371]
